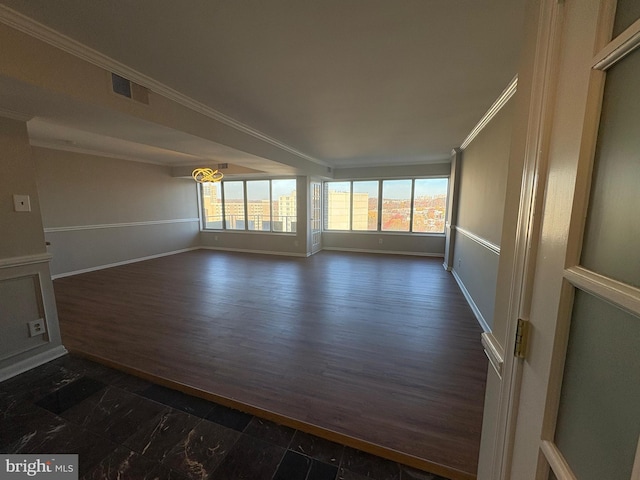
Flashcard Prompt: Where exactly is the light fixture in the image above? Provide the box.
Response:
[192,167,223,183]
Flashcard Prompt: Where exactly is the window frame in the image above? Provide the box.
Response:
[323,177,448,234]
[200,178,298,234]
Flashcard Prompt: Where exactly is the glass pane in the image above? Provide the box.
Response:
[352,181,378,231]
[554,290,640,480]
[223,181,245,230]
[580,47,640,288]
[272,179,297,232]
[246,180,271,231]
[412,178,448,233]
[324,182,351,230]
[612,0,640,38]
[201,182,223,229]
[381,179,412,232]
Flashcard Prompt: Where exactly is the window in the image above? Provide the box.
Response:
[223,181,245,230]
[381,179,412,232]
[324,182,351,230]
[352,181,379,231]
[323,178,448,234]
[412,178,448,233]
[246,180,270,231]
[272,179,297,233]
[201,179,297,233]
[201,182,223,229]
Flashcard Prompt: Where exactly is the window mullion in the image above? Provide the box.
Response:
[377,180,383,231]
[269,180,273,232]
[221,181,227,230]
[409,179,416,232]
[242,181,248,231]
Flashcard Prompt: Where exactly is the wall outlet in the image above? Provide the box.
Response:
[214,235,219,241]
[28,318,46,337]
[13,194,31,212]
[378,238,383,245]
[294,240,299,247]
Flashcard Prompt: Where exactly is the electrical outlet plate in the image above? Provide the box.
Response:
[28,318,46,337]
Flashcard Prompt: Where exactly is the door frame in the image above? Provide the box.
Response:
[479,0,566,477]
[488,0,640,478]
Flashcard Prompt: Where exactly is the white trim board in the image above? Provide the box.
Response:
[455,226,501,255]
[44,218,199,233]
[51,247,199,279]
[0,345,67,382]
[200,246,309,258]
[0,253,52,269]
[0,5,328,169]
[460,76,518,150]
[452,268,491,333]
[321,247,444,258]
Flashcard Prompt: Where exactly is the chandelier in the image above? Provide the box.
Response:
[192,167,223,183]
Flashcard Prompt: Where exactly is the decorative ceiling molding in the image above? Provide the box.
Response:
[460,75,518,150]
[0,4,329,168]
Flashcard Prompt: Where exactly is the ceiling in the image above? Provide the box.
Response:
[0,1,526,174]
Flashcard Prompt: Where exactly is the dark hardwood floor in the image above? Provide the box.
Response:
[53,250,488,480]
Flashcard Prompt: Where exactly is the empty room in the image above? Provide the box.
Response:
[2,1,640,480]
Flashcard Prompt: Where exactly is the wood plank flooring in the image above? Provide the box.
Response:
[53,250,488,480]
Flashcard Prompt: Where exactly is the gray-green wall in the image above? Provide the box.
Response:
[34,148,201,277]
[452,98,514,331]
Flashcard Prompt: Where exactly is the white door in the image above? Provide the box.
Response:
[504,1,640,479]
[311,181,322,253]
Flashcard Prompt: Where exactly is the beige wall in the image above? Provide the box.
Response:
[453,98,514,331]
[34,148,200,276]
[0,117,46,257]
[0,116,64,378]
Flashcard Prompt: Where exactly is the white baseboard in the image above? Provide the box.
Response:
[51,247,200,279]
[321,247,444,258]
[451,269,491,332]
[0,345,68,382]
[200,246,308,257]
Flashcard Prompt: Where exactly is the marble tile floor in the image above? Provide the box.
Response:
[0,354,451,480]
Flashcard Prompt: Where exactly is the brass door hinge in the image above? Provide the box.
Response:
[514,318,530,359]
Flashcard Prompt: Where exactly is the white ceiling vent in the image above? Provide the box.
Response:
[111,73,149,105]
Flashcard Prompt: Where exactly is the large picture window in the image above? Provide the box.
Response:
[201,179,297,233]
[323,178,447,233]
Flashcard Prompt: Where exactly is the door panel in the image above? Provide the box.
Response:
[554,291,640,480]
[506,1,640,479]
[580,46,640,288]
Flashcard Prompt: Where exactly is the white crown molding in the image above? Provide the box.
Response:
[0,106,33,122]
[460,76,518,150]
[0,5,329,168]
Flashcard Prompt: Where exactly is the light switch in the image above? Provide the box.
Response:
[13,194,31,212]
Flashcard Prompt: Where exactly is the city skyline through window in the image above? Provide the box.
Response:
[201,179,297,233]
[324,178,447,234]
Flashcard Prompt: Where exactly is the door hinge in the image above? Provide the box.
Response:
[514,318,530,359]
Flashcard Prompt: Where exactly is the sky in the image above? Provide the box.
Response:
[223,179,296,200]
[328,178,448,199]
